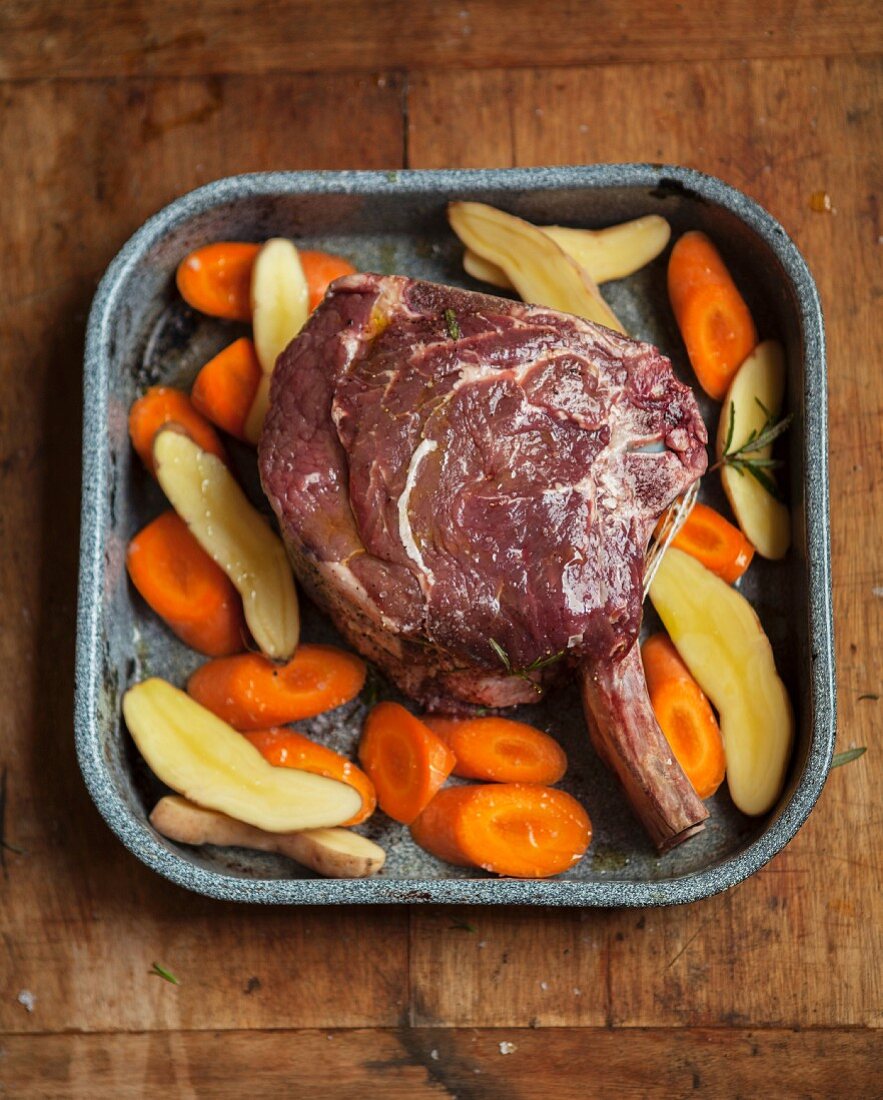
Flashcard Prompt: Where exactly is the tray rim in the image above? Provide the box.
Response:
[76,163,835,907]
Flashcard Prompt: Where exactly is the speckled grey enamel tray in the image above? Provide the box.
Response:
[76,165,835,906]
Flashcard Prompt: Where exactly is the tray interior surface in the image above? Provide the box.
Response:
[81,169,826,902]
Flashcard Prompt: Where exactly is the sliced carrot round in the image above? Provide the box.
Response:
[358,703,456,825]
[667,230,757,401]
[654,501,755,584]
[680,284,757,401]
[299,250,358,311]
[191,337,263,441]
[641,633,726,799]
[126,510,245,656]
[409,787,477,867]
[129,387,227,477]
[423,716,567,784]
[411,784,591,878]
[176,242,260,322]
[244,728,376,826]
[187,645,367,730]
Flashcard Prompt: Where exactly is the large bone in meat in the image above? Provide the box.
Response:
[581,644,707,850]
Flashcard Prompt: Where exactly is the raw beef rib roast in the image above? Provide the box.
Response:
[260,274,709,849]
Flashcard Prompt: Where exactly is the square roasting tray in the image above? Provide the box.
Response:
[76,166,835,906]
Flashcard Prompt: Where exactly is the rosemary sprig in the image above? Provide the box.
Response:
[831,746,867,769]
[489,638,512,672]
[150,962,180,985]
[711,399,793,499]
[524,650,566,673]
[489,639,564,684]
[443,308,462,341]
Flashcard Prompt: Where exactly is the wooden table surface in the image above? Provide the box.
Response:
[1,3,880,1096]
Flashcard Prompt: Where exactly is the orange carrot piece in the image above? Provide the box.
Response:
[244,728,376,826]
[423,716,567,784]
[408,788,477,867]
[187,645,366,730]
[129,387,227,477]
[126,510,245,656]
[176,242,260,322]
[411,784,592,878]
[358,703,456,825]
[654,501,755,584]
[667,231,758,400]
[176,242,355,321]
[191,338,263,441]
[299,250,358,311]
[641,633,726,800]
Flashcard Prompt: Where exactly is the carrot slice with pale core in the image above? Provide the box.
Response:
[641,633,726,800]
[411,784,591,878]
[423,716,567,784]
[667,230,757,400]
[187,645,366,731]
[654,501,755,584]
[126,510,245,657]
[358,703,456,825]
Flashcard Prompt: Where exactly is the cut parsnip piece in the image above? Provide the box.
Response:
[463,248,510,289]
[448,201,625,333]
[717,340,791,560]
[243,372,271,445]
[150,795,386,878]
[124,681,361,832]
[649,548,794,816]
[153,427,299,659]
[251,237,309,374]
[246,238,310,441]
[462,215,671,292]
[542,216,671,284]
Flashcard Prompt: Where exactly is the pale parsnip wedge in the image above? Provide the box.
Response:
[543,216,671,284]
[717,340,791,560]
[448,201,625,333]
[462,215,671,292]
[463,248,510,289]
[243,373,271,445]
[153,427,299,659]
[649,548,794,816]
[245,238,310,441]
[125,681,361,832]
[150,795,386,878]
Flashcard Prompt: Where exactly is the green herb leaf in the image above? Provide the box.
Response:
[449,921,477,932]
[831,746,867,769]
[444,308,462,341]
[525,650,566,673]
[722,400,736,455]
[857,693,879,702]
[150,962,180,985]
[489,638,512,672]
[743,463,783,499]
[711,399,793,499]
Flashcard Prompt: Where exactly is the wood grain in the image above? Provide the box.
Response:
[407,58,882,1028]
[0,4,880,1077]
[2,1,881,80]
[1,1028,878,1098]
[0,72,407,1034]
